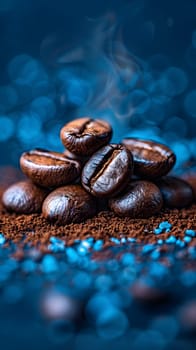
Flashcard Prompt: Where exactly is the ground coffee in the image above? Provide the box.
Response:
[0,168,195,249]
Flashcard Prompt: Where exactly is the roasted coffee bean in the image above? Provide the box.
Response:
[81,144,133,198]
[42,185,97,225]
[60,117,112,156]
[2,181,48,214]
[109,181,163,218]
[156,176,194,208]
[181,173,196,200]
[121,138,176,179]
[20,149,81,188]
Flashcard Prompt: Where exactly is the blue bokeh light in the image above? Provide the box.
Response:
[0,85,18,112]
[0,115,15,141]
[17,112,42,144]
[125,90,151,115]
[159,67,188,97]
[164,117,187,138]
[96,307,128,339]
[184,90,196,118]
[30,97,56,120]
[8,54,46,83]
[171,141,190,167]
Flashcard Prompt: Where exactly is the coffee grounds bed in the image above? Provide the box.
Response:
[0,168,196,350]
[1,192,196,248]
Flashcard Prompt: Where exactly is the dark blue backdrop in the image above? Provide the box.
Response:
[0,0,196,167]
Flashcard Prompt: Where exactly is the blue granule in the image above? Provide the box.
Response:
[66,247,79,263]
[77,244,89,256]
[93,239,104,251]
[154,227,162,235]
[154,221,172,235]
[142,244,155,254]
[157,239,163,245]
[149,262,168,278]
[41,254,59,273]
[150,250,161,260]
[48,236,65,252]
[183,236,192,244]
[0,233,6,245]
[110,237,121,244]
[176,239,186,248]
[184,229,196,237]
[0,234,195,349]
[165,236,176,244]
[21,259,37,273]
[86,237,94,244]
[188,246,196,259]
[180,270,196,286]
[121,237,127,244]
[120,252,135,265]
[127,237,137,243]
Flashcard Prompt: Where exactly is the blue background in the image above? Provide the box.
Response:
[0,0,196,168]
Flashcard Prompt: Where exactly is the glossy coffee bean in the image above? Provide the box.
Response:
[81,144,133,198]
[2,181,48,214]
[156,176,194,208]
[109,181,163,218]
[181,173,196,200]
[122,138,176,179]
[60,117,112,156]
[20,149,81,188]
[42,185,97,225]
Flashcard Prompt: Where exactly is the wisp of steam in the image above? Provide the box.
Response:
[0,12,196,169]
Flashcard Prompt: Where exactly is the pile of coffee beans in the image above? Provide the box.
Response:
[2,117,195,224]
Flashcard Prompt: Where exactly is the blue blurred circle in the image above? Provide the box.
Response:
[46,123,63,151]
[30,97,56,120]
[0,115,15,141]
[17,112,42,144]
[160,67,188,96]
[0,85,18,112]
[96,307,128,339]
[146,103,166,123]
[57,68,92,107]
[150,316,179,341]
[124,90,151,115]
[164,116,187,137]
[184,90,196,118]
[8,55,44,82]
[147,81,170,105]
[171,141,190,167]
[8,54,49,99]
